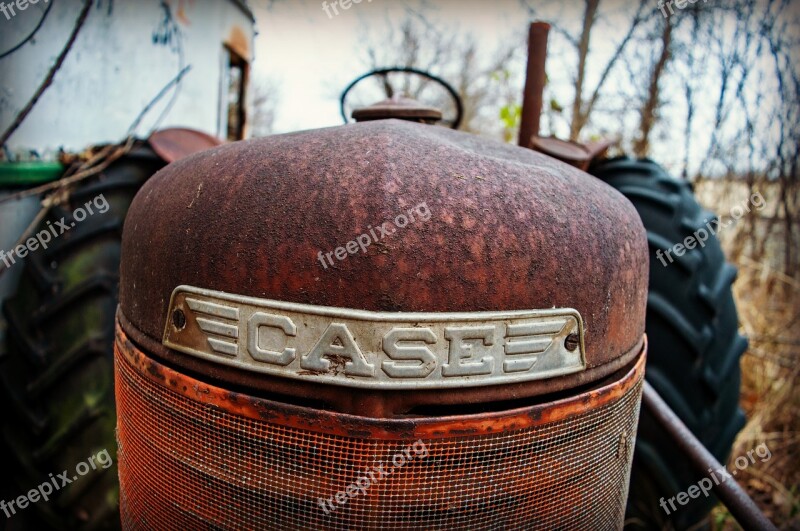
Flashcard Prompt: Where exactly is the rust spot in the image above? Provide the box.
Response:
[565,333,579,352]
[115,322,645,439]
[118,307,645,418]
[226,25,250,61]
[145,361,165,381]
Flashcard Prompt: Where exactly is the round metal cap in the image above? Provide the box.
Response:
[352,96,443,123]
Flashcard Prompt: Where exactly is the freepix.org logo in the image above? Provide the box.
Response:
[0,194,111,271]
[1,0,48,22]
[317,439,429,515]
[1,449,113,519]
[321,0,373,19]
[316,202,431,270]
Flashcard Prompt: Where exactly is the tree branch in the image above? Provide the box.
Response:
[0,0,94,147]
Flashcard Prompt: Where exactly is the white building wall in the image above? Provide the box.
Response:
[0,0,254,156]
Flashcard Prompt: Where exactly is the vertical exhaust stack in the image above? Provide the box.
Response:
[115,119,649,530]
[519,21,550,148]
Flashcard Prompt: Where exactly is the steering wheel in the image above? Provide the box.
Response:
[340,67,464,129]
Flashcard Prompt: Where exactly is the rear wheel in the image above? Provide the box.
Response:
[0,147,164,530]
[590,157,747,530]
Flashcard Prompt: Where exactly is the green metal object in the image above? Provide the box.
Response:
[0,161,64,186]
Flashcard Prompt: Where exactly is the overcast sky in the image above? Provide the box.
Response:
[250,0,534,133]
[245,0,790,177]
[246,0,692,167]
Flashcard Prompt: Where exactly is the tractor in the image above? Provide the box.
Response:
[0,8,769,530]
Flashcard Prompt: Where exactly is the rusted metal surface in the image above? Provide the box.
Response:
[117,320,644,434]
[116,321,645,529]
[518,21,549,148]
[120,119,648,405]
[531,137,588,163]
[352,95,442,124]
[120,308,642,416]
[225,25,251,62]
[518,22,614,169]
[530,136,614,171]
[147,127,224,164]
[643,382,778,531]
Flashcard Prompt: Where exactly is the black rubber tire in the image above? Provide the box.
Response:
[589,158,748,530]
[0,146,164,530]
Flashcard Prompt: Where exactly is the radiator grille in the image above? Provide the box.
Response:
[116,326,644,530]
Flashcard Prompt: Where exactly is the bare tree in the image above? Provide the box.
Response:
[684,0,799,276]
[249,78,280,137]
[633,14,672,158]
[520,0,797,275]
[569,0,600,140]
[521,0,649,142]
[353,0,797,279]
[358,10,523,135]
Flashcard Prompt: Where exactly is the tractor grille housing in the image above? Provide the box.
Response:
[115,325,645,530]
[115,119,650,530]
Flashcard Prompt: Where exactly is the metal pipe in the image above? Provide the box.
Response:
[518,21,550,148]
[642,381,777,531]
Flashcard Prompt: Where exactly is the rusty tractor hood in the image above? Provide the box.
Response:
[119,119,647,410]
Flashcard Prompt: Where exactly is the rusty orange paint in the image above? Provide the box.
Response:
[115,319,645,441]
[226,25,250,61]
[117,320,645,529]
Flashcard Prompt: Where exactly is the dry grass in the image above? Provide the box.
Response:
[694,179,799,530]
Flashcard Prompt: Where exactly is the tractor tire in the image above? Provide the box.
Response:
[0,146,164,530]
[589,157,748,530]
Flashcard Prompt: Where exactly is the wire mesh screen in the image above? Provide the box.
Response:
[116,330,643,531]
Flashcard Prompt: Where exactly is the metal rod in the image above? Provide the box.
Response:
[642,381,777,531]
[518,21,550,148]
